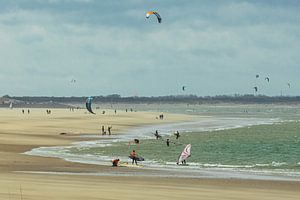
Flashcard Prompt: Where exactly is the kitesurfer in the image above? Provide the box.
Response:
[154,130,161,139]
[112,158,120,167]
[174,131,180,139]
[130,150,138,165]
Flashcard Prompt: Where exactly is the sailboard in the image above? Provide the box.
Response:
[128,155,145,161]
[177,144,191,164]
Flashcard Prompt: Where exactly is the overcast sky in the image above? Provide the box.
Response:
[0,0,299,97]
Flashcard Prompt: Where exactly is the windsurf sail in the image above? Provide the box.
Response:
[86,96,95,114]
[9,102,13,109]
[177,144,191,164]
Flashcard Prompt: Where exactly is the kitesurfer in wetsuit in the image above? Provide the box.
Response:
[174,131,180,139]
[130,150,138,165]
[154,130,161,139]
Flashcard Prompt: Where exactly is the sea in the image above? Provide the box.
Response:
[25,104,300,180]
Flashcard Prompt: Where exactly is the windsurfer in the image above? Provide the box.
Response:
[177,144,191,165]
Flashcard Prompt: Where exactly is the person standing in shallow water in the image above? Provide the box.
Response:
[174,131,180,139]
[166,139,170,146]
[130,150,138,165]
[112,158,120,167]
[154,130,161,139]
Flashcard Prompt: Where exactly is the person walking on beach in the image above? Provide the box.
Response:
[101,125,106,135]
[22,109,24,114]
[130,150,138,165]
[108,126,112,135]
[166,139,170,147]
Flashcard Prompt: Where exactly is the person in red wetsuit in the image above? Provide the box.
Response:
[130,150,138,165]
[112,158,120,167]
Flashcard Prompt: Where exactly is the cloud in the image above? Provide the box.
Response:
[0,0,299,96]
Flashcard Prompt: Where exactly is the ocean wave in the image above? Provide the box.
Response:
[163,162,291,169]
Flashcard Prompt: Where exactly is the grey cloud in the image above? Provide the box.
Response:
[0,0,299,96]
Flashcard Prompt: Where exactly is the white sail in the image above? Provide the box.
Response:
[178,144,191,163]
[9,102,13,109]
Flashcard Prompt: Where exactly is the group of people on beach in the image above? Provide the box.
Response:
[112,149,137,166]
[156,114,164,120]
[22,109,30,114]
[125,108,134,112]
[101,125,112,135]
[112,130,182,166]
[154,130,180,146]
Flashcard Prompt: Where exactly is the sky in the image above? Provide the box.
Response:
[0,0,299,97]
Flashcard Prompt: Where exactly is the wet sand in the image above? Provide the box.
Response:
[0,108,299,200]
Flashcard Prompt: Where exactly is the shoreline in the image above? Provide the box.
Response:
[1,107,300,200]
[0,108,195,173]
[23,114,300,181]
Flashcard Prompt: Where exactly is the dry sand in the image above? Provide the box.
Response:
[0,108,299,200]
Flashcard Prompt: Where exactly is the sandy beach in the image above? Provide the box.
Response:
[0,108,299,200]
